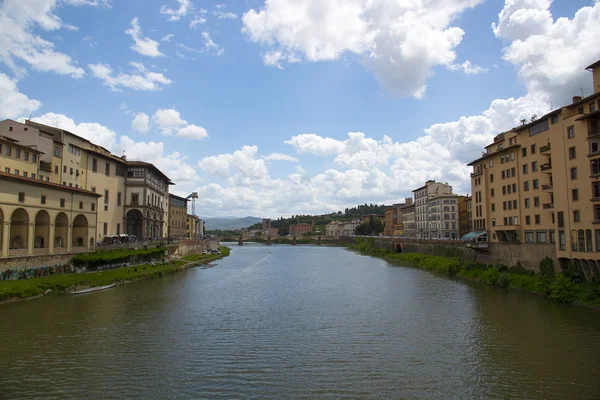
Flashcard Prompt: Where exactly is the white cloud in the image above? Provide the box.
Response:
[295,165,306,174]
[448,60,488,75]
[189,16,207,28]
[201,32,224,55]
[214,10,238,19]
[242,0,482,97]
[150,108,209,140]
[88,62,172,91]
[264,153,299,162]
[493,0,600,104]
[30,112,117,150]
[160,0,192,21]
[0,72,41,119]
[125,17,163,57]
[199,145,270,185]
[177,124,209,140]
[131,112,150,133]
[284,133,345,156]
[161,34,175,42]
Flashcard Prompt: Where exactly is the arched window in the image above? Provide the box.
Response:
[578,229,585,252]
[586,229,593,252]
[596,229,600,252]
[571,230,578,251]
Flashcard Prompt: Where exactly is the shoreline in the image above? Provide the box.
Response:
[0,247,230,306]
[345,240,600,310]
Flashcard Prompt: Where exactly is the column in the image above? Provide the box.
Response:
[48,223,55,255]
[67,225,72,252]
[2,222,9,258]
[27,222,35,256]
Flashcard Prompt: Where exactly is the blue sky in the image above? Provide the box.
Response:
[1,0,599,217]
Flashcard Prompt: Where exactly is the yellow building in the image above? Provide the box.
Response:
[186,214,200,239]
[0,136,44,180]
[168,194,188,238]
[0,171,100,259]
[468,59,600,277]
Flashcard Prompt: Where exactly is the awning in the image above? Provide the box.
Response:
[461,231,487,240]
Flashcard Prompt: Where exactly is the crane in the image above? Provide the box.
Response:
[186,192,199,216]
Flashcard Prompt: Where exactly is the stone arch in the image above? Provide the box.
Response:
[10,208,29,251]
[395,243,402,253]
[72,214,88,248]
[34,210,50,250]
[55,212,68,249]
[127,209,143,238]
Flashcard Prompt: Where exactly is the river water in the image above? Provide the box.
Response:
[1,245,599,399]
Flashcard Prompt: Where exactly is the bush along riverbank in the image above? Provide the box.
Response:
[0,246,231,304]
[351,238,600,308]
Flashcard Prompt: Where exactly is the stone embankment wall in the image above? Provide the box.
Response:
[0,239,220,272]
[340,237,558,272]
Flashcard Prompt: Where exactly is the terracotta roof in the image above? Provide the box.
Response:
[567,91,600,109]
[0,171,102,197]
[585,60,600,70]
[126,161,173,184]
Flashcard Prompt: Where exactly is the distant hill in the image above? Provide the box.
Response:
[201,216,262,230]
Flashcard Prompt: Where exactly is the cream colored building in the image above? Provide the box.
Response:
[0,136,44,180]
[168,193,188,237]
[413,180,453,239]
[402,202,416,238]
[0,171,100,259]
[427,194,462,239]
[468,59,600,276]
[186,214,201,239]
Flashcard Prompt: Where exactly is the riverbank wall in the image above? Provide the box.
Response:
[338,237,557,273]
[0,239,220,272]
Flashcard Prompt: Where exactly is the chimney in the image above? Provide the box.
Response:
[573,96,582,104]
[121,154,127,160]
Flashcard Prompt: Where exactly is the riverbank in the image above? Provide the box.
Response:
[349,239,600,308]
[0,246,230,305]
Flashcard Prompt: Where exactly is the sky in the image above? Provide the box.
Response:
[1,0,599,218]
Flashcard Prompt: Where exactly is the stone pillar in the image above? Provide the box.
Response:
[238,235,244,246]
[2,222,9,258]
[292,236,297,246]
[27,222,35,255]
[67,225,73,252]
[48,223,55,255]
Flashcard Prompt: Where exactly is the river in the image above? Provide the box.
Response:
[1,244,599,399]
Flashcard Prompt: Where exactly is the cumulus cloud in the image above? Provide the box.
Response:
[131,112,150,133]
[160,0,192,21]
[242,0,482,97]
[177,124,209,140]
[161,34,175,42]
[125,17,163,57]
[0,73,41,119]
[88,62,172,91]
[263,153,299,162]
[149,108,209,140]
[30,112,117,150]
[448,60,488,75]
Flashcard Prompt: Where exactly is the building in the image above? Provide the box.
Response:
[262,218,271,230]
[384,208,396,237]
[467,58,600,271]
[427,194,462,239]
[0,136,44,180]
[186,214,201,239]
[459,196,472,237]
[168,194,188,237]
[0,171,101,258]
[326,221,341,237]
[290,223,312,236]
[413,180,453,239]
[326,220,360,237]
[402,202,416,238]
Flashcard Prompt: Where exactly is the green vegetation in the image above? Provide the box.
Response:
[181,246,230,262]
[349,238,600,307]
[0,261,186,302]
[71,247,166,269]
[354,215,384,236]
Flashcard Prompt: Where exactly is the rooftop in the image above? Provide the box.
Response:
[0,171,102,197]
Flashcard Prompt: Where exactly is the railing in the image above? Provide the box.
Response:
[470,170,483,177]
[540,144,551,153]
[589,130,600,138]
[542,184,553,190]
[542,203,554,209]
[40,161,52,172]
[541,163,552,171]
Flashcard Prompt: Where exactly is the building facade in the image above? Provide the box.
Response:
[413,180,453,239]
[290,223,312,236]
[0,136,44,180]
[402,202,416,238]
[0,172,100,259]
[468,59,600,273]
[427,194,462,239]
[168,194,188,237]
[459,196,473,237]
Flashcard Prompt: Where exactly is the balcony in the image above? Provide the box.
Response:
[542,203,554,210]
[471,170,483,177]
[541,163,552,172]
[542,184,553,191]
[40,161,52,172]
[589,130,600,139]
[540,143,551,154]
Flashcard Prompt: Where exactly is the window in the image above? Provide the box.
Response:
[131,193,139,205]
[32,154,37,163]
[8,126,12,131]
[533,179,539,189]
[92,158,98,172]
[116,165,126,177]
[594,103,599,113]
[526,215,531,225]
[104,189,109,205]
[117,192,122,206]
[117,224,121,235]
[572,189,579,201]
[54,146,61,157]
[558,212,564,228]
[79,201,83,210]
[532,161,538,172]
[550,230,556,243]
[525,232,534,243]
[569,146,576,159]
[24,151,29,161]
[595,205,600,222]
[4,167,8,173]
[40,195,46,204]
[91,186,96,193]
[510,152,515,161]
[127,167,145,178]
[502,170,506,179]
[536,232,547,243]
[559,230,566,250]
[491,204,495,212]
[103,223,108,236]
[551,114,559,124]
[512,183,517,192]
[596,229,600,252]
[534,197,540,207]
[513,200,518,209]
[68,144,81,156]
[531,144,537,154]
[578,230,585,252]
[523,164,528,174]
[70,167,73,175]
[511,167,516,176]
[18,192,25,202]
[490,173,494,183]
[592,159,600,176]
[76,169,79,177]
[489,159,493,167]
[567,125,575,138]
[55,165,59,174]
[15,148,20,158]
[524,181,530,191]
[522,148,527,157]
[23,172,27,177]
[63,166,67,174]
[503,186,507,195]
[503,201,507,210]
[105,162,110,176]
[534,214,540,225]
[525,198,530,208]
[14,169,19,175]
[60,198,65,207]
[529,119,549,136]
[30,174,34,179]
[491,188,495,197]
[5,145,11,156]
[586,230,593,252]
[574,210,581,222]
[570,167,577,180]
[91,203,95,211]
